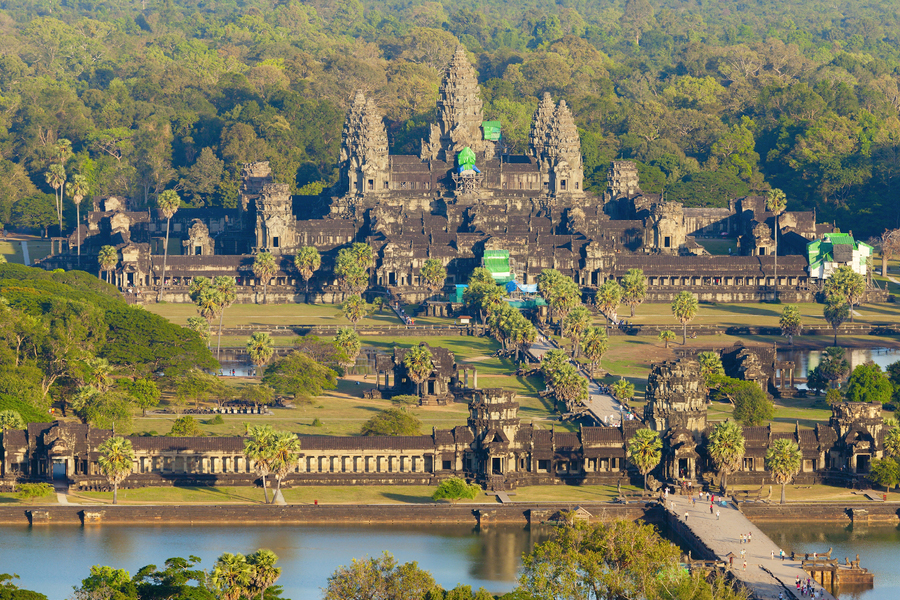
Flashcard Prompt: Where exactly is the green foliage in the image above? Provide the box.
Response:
[97,436,135,504]
[818,347,850,387]
[0,394,50,424]
[825,388,843,406]
[0,410,25,431]
[697,352,725,388]
[765,438,803,504]
[657,330,676,348]
[780,305,803,344]
[169,416,205,437]
[341,294,368,325]
[869,458,900,492]
[845,362,893,404]
[707,420,745,490]
[360,408,422,436]
[311,417,323,427]
[432,477,480,502]
[611,378,635,403]
[0,573,48,600]
[806,366,829,396]
[324,552,437,600]
[261,351,337,402]
[15,483,53,502]
[671,292,698,344]
[117,378,160,416]
[627,428,662,490]
[205,414,225,425]
[731,382,775,426]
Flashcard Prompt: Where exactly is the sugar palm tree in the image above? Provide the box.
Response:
[562,305,592,358]
[766,188,787,299]
[246,332,275,376]
[779,304,802,346]
[621,268,647,317]
[420,258,447,299]
[211,553,253,600]
[611,377,635,403]
[45,163,66,233]
[403,344,434,397]
[707,420,745,493]
[883,426,900,459]
[341,294,367,325]
[270,431,302,502]
[98,245,118,284]
[186,316,211,346]
[294,246,321,301]
[596,279,622,328]
[66,174,89,264]
[671,291,698,345]
[658,330,676,349]
[765,438,802,505]
[333,327,361,372]
[196,286,223,325]
[247,550,282,600]
[580,326,609,377]
[252,251,278,304]
[213,276,237,359]
[97,436,134,505]
[627,428,662,492]
[156,190,181,300]
[244,424,276,503]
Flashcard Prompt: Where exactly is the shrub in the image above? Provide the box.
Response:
[312,418,323,427]
[168,416,204,437]
[204,414,224,425]
[432,477,481,502]
[360,408,421,436]
[16,483,54,503]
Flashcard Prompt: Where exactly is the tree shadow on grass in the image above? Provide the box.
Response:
[382,492,434,504]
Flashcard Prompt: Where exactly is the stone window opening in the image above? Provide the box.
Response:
[742,457,754,471]
[194,246,202,255]
[272,237,280,248]
[560,180,567,191]
[368,179,374,191]
[759,247,766,255]
[383,181,389,189]
[664,236,671,248]
[575,182,580,190]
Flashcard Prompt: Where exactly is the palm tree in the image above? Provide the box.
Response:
[671,291,699,345]
[403,344,434,397]
[562,305,592,357]
[211,553,253,600]
[823,265,866,323]
[244,424,276,503]
[766,188,787,299]
[780,304,802,346]
[97,436,134,505]
[333,327,361,372]
[621,268,647,317]
[45,163,66,233]
[884,426,900,459]
[213,276,237,359]
[246,332,275,376]
[341,294,368,325]
[823,300,850,346]
[508,317,537,362]
[270,431,302,502]
[252,251,278,304]
[156,190,181,301]
[98,245,118,284]
[611,377,635,403]
[247,550,282,600]
[627,428,662,492]
[596,279,622,329]
[765,438,802,505]
[186,316,211,346]
[196,286,223,325]
[66,174,89,264]
[708,420,745,493]
[420,258,447,299]
[294,246,321,300]
[658,330,676,349]
[580,326,609,377]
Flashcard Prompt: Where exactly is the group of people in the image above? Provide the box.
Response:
[795,576,824,599]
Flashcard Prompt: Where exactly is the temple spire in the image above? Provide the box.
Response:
[421,46,485,162]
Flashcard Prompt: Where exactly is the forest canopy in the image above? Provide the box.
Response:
[1,0,899,238]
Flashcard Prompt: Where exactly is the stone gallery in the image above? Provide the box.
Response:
[39,47,879,305]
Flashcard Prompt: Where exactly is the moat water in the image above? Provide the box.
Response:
[0,523,552,599]
[776,347,900,384]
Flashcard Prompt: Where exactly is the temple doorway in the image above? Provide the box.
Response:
[52,459,66,480]
[492,457,502,475]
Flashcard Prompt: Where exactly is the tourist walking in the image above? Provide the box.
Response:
[742,560,746,571]
[747,532,752,543]
[710,503,714,515]
[684,512,689,521]
[716,510,720,520]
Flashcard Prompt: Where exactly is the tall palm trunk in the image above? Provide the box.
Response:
[773,214,778,301]
[113,483,118,505]
[683,323,687,345]
[780,482,786,505]
[261,474,269,504]
[160,217,171,301]
[76,203,81,265]
[217,310,225,359]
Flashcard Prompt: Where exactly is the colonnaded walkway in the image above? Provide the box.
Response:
[666,494,836,600]
[528,335,622,425]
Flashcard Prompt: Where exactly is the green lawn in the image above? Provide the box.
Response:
[729,483,872,503]
[695,237,738,256]
[0,239,52,265]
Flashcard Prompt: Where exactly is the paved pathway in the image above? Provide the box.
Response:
[666,495,836,600]
[20,241,29,265]
[528,334,621,425]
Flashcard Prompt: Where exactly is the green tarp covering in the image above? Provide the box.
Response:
[482,121,501,141]
[483,249,514,283]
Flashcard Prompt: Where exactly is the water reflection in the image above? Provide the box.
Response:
[776,347,900,385]
[0,523,551,599]
[755,522,900,600]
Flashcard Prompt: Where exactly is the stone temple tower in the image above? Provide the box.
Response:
[340,91,389,196]
[255,183,294,255]
[421,46,486,162]
[543,100,584,196]
[529,92,555,159]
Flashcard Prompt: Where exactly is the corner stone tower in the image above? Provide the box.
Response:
[643,359,707,435]
[340,91,389,196]
[421,46,486,162]
[544,100,584,196]
[529,92,555,159]
[255,183,294,254]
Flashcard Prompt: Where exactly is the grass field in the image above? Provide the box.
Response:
[0,239,52,265]
[728,483,873,503]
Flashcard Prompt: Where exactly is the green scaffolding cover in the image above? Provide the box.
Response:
[482,121,501,141]
[483,249,514,283]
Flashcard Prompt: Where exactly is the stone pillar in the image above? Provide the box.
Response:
[472,369,477,389]
[464,369,469,388]
[376,371,381,390]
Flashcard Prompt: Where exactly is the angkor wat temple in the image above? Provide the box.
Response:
[41,46,879,305]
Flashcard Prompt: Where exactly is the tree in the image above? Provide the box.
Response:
[880,228,900,278]
[819,346,850,389]
[845,362,893,404]
[765,438,802,504]
[420,258,447,298]
[806,366,828,396]
[708,420,745,492]
[766,188,787,298]
[133,555,214,600]
[0,573,48,600]
[16,482,53,503]
[538,269,579,326]
[0,410,25,431]
[580,326,609,377]
[247,550,282,600]
[884,426,900,459]
[464,281,507,335]
[360,408,422,436]
[168,416,204,437]
[390,394,419,412]
[611,377,635,403]
[780,305,802,345]
[403,344,434,397]
[211,553,252,600]
[186,316,211,346]
[246,332,275,376]
[732,382,774,426]
[671,291,698,345]
[658,330,676,348]
[66,173,89,263]
[620,0,654,46]
[252,252,278,304]
[595,280,622,328]
[627,428,661,492]
[823,265,866,322]
[825,388,843,406]
[261,351,338,402]
[621,269,647,317]
[98,245,118,284]
[697,351,725,389]
[335,243,373,293]
[156,190,181,301]
[118,378,160,417]
[323,552,437,600]
[244,424,276,504]
[212,277,236,359]
[97,436,134,505]
[823,300,849,345]
[333,327,361,372]
[341,294,368,325]
[868,458,900,495]
[44,163,66,234]
[562,305,591,357]
[432,477,480,502]
[294,246,321,299]
[269,431,301,502]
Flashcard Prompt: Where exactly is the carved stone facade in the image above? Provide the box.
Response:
[183,219,214,256]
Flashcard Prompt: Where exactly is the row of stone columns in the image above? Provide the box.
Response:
[299,454,430,474]
[132,455,251,475]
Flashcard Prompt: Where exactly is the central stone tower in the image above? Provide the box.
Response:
[421,46,487,162]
